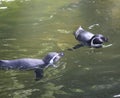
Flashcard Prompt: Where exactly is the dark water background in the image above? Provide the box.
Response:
[0,0,120,98]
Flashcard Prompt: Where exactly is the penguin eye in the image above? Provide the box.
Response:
[101,37,108,42]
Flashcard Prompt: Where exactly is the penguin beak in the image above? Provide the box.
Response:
[105,37,108,42]
[59,52,64,57]
[101,37,108,42]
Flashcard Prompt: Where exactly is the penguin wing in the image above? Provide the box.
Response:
[34,68,44,81]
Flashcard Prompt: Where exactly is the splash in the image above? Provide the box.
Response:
[102,44,112,48]
[88,24,99,29]
[1,0,15,2]
[57,29,70,34]
[0,7,7,9]
[113,94,120,98]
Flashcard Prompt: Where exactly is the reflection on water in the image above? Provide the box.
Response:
[0,0,120,98]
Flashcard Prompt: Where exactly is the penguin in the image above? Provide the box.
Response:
[73,26,108,49]
[0,52,64,80]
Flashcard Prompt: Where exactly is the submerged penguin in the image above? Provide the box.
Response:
[73,26,108,49]
[0,52,64,80]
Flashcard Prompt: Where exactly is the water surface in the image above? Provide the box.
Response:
[0,0,120,98]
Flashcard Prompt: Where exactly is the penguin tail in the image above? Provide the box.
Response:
[74,26,84,39]
[78,26,84,30]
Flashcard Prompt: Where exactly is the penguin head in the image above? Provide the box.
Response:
[91,34,108,48]
[43,52,64,66]
[95,34,108,42]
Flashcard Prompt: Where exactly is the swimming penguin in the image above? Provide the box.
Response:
[0,52,64,81]
[73,26,108,49]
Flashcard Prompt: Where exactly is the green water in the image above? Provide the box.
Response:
[0,0,120,98]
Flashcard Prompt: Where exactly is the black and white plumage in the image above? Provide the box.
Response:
[0,52,64,80]
[73,26,108,49]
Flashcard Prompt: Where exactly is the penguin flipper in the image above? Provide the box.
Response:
[67,44,84,51]
[73,44,84,49]
[34,69,44,81]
